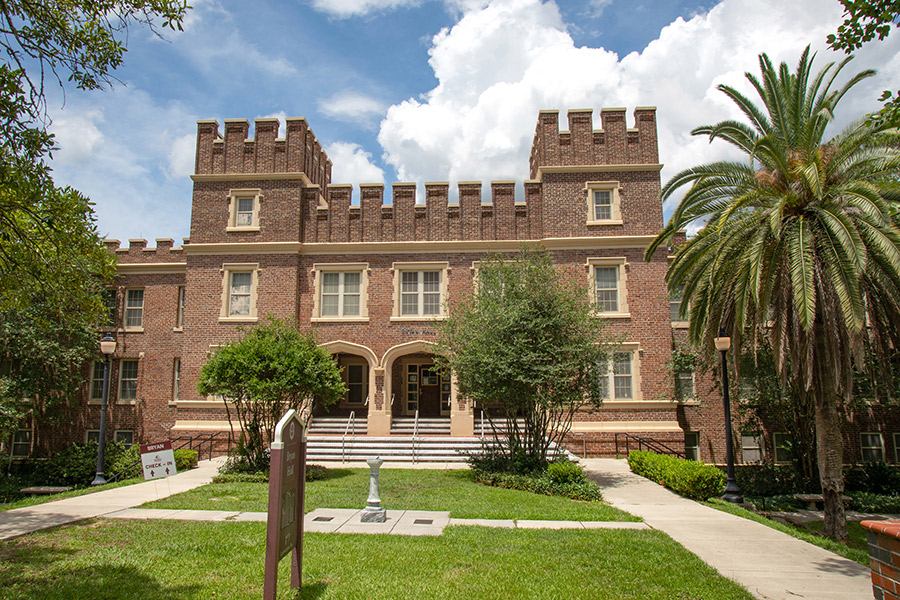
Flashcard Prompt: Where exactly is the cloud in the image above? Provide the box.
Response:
[325,141,386,194]
[318,91,387,129]
[376,0,900,219]
[168,133,196,179]
[49,111,106,165]
[310,0,422,18]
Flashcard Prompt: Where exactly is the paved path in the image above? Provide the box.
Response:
[0,457,225,540]
[582,458,873,600]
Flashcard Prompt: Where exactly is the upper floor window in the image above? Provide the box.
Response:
[585,181,622,225]
[391,262,449,320]
[176,286,185,329]
[670,285,689,325]
[312,264,368,322]
[587,257,629,318]
[119,359,139,402]
[219,263,259,322]
[101,288,117,330]
[124,289,143,330]
[861,433,885,463]
[675,370,695,401]
[90,362,105,401]
[11,429,31,457]
[227,189,261,231]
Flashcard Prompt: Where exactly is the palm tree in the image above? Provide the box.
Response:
[646,47,900,540]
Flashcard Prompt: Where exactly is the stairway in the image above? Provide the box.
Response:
[307,416,367,436]
[390,416,451,436]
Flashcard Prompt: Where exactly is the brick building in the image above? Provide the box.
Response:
[13,107,900,464]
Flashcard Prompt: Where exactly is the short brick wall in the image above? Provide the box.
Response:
[862,520,900,599]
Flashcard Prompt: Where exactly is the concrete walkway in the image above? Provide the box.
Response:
[582,458,873,600]
[0,457,225,540]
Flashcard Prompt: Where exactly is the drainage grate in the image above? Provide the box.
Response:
[313,516,334,522]
[413,519,433,525]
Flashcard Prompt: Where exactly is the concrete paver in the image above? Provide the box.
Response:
[583,458,873,600]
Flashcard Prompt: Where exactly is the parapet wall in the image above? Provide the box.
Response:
[105,238,187,264]
[529,108,659,178]
[194,118,332,188]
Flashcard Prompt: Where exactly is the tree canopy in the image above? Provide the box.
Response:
[434,249,611,471]
[198,317,345,471]
[646,47,900,540]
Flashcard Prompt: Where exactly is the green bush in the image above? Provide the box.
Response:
[467,443,547,475]
[547,460,586,484]
[845,463,900,495]
[734,463,818,496]
[106,447,198,481]
[212,462,328,484]
[472,469,603,502]
[847,492,900,513]
[627,450,725,501]
[29,441,130,487]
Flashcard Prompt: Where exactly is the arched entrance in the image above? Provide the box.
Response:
[319,341,378,430]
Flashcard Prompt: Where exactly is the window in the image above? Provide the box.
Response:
[11,430,31,457]
[101,288,117,330]
[119,359,139,401]
[585,181,622,224]
[741,434,762,463]
[346,363,367,405]
[392,262,449,320]
[774,432,793,464]
[684,432,700,462]
[675,371,694,401]
[173,358,181,400]
[226,189,261,231]
[86,430,101,444]
[312,264,368,321]
[894,433,900,463]
[124,289,144,329]
[114,430,134,449]
[90,362,105,401]
[670,285,688,324]
[587,258,629,317]
[219,263,259,322]
[176,286,185,329]
[598,352,637,400]
[861,433,885,463]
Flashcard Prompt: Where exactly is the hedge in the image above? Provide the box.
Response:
[472,468,603,502]
[627,450,725,501]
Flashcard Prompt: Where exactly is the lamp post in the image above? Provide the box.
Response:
[91,332,117,486]
[714,330,743,504]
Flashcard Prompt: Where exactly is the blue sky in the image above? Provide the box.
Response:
[44,0,900,244]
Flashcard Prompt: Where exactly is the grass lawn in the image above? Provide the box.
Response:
[144,468,638,521]
[0,478,142,512]
[0,519,754,599]
[704,499,869,565]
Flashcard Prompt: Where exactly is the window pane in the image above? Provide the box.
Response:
[343,272,360,294]
[321,295,339,316]
[401,293,419,315]
[231,272,251,294]
[126,289,143,308]
[86,430,101,444]
[741,435,762,463]
[593,190,612,220]
[114,430,134,448]
[230,294,250,316]
[342,294,360,316]
[237,197,254,213]
[11,430,31,457]
[91,362,105,399]
[401,271,418,293]
[423,271,441,292]
[423,293,441,314]
[613,353,632,399]
[774,433,792,463]
[595,267,618,312]
[684,432,699,461]
[322,272,340,294]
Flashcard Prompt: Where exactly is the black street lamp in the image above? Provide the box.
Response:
[91,332,117,486]
[714,330,743,504]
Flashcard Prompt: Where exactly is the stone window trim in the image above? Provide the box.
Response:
[311,263,370,323]
[226,188,262,231]
[117,358,140,405]
[219,263,261,323]
[861,432,885,463]
[390,261,450,321]
[123,288,144,332]
[585,181,623,225]
[586,257,630,318]
[597,342,643,402]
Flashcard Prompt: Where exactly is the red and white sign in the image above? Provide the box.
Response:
[139,440,178,480]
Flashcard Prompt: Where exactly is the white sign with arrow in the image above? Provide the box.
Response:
[139,440,178,480]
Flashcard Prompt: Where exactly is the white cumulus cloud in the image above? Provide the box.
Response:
[319,91,387,129]
[325,141,386,195]
[311,0,421,18]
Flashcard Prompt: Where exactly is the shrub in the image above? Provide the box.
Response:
[847,492,900,513]
[212,461,327,484]
[734,463,818,496]
[844,463,900,495]
[29,441,129,487]
[627,450,725,501]
[106,447,198,481]
[472,468,603,502]
[547,460,586,484]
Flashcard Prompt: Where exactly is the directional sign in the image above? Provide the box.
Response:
[140,441,177,480]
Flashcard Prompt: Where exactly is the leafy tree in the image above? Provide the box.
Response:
[197,317,345,471]
[434,249,611,472]
[828,0,900,125]
[646,48,900,540]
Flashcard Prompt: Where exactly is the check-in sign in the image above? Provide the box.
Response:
[140,441,178,480]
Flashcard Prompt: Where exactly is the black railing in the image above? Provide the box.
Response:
[615,432,685,459]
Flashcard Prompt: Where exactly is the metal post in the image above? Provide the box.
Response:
[91,354,111,486]
[718,333,743,504]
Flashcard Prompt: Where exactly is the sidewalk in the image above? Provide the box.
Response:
[0,457,224,540]
[582,458,873,600]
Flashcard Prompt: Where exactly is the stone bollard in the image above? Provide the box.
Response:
[361,457,387,523]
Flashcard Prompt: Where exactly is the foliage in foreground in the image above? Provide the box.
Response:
[471,468,603,502]
[435,249,611,470]
[628,450,725,501]
[212,461,328,483]
[197,317,345,471]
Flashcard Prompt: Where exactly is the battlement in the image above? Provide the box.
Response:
[194,118,332,188]
[529,107,659,178]
[105,238,186,264]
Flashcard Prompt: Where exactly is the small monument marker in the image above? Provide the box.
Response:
[361,457,387,523]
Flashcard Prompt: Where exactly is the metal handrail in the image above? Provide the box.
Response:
[342,411,356,463]
[614,432,685,459]
[479,411,485,440]
[390,393,395,406]
[411,409,419,464]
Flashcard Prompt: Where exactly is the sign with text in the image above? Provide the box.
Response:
[263,410,307,600]
[139,441,177,480]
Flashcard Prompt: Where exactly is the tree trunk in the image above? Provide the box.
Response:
[815,391,847,541]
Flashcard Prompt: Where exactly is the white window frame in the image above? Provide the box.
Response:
[391,262,449,321]
[114,430,134,449]
[774,432,793,464]
[175,286,185,330]
[219,263,260,322]
[226,188,262,231]
[585,181,623,225]
[741,434,763,463]
[684,432,700,462]
[312,263,369,322]
[861,432,885,463]
[90,361,105,403]
[173,358,181,401]
[124,288,144,331]
[118,359,139,403]
[11,429,31,457]
[586,257,629,318]
[597,345,643,402]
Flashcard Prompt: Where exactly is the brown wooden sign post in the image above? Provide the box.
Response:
[263,409,307,600]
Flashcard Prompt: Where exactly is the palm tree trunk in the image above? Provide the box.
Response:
[815,391,848,541]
